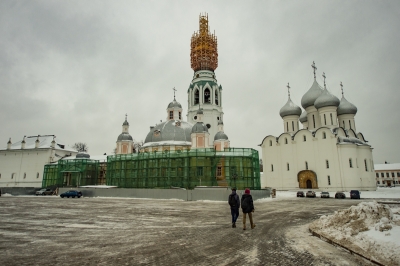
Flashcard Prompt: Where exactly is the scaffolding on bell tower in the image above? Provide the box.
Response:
[190,13,218,72]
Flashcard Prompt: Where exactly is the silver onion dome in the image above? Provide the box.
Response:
[117,132,133,141]
[214,131,228,140]
[279,97,302,118]
[337,96,357,115]
[76,152,90,159]
[145,120,193,143]
[168,99,182,108]
[314,88,340,109]
[299,110,308,123]
[301,80,323,109]
[191,122,208,133]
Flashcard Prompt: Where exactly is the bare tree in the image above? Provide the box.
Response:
[133,140,144,153]
[73,142,89,152]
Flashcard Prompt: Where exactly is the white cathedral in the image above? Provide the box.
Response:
[260,63,376,191]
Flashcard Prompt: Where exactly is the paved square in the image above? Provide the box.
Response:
[0,196,371,265]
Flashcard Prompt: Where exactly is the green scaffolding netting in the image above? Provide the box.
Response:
[42,159,101,188]
[107,148,260,189]
[42,148,260,190]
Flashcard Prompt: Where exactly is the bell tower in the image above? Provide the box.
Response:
[187,13,223,146]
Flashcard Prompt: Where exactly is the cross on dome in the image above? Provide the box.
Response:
[340,82,344,96]
[287,82,291,97]
[172,87,177,100]
[322,72,326,88]
[311,61,317,79]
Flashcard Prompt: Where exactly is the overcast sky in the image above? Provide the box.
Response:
[1,1,399,164]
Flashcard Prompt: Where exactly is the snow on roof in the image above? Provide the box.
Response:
[62,154,108,162]
[1,135,78,152]
[374,163,400,171]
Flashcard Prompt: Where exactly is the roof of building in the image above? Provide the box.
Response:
[117,132,133,141]
[168,99,182,108]
[62,154,108,163]
[314,87,340,109]
[374,163,400,171]
[279,97,302,118]
[301,79,323,109]
[192,122,209,133]
[1,135,77,152]
[299,110,308,123]
[214,131,228,140]
[144,120,193,144]
[337,96,358,115]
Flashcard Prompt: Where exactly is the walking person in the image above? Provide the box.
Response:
[241,188,255,230]
[228,187,240,228]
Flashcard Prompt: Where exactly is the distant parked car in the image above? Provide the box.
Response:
[306,191,316,198]
[36,188,55,196]
[297,191,305,197]
[335,192,346,199]
[320,192,330,198]
[350,190,361,199]
[60,190,82,198]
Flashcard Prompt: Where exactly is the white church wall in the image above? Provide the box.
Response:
[0,149,50,187]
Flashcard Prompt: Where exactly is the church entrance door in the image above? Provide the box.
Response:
[298,170,318,189]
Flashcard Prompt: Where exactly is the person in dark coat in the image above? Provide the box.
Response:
[241,188,255,230]
[228,188,240,228]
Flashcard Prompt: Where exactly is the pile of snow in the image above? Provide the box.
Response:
[310,201,400,265]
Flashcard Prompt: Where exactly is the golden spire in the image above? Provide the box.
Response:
[190,13,218,72]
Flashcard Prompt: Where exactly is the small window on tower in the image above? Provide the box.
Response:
[204,88,211,103]
[323,132,326,139]
[194,89,199,104]
[169,111,173,119]
[179,112,181,120]
[285,138,288,144]
[269,140,272,146]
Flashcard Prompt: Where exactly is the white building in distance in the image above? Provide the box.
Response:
[374,163,400,187]
[0,135,77,188]
[260,63,376,191]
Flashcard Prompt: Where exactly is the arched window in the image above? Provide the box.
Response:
[23,173,26,179]
[322,132,326,139]
[204,88,211,103]
[349,120,352,129]
[349,158,353,168]
[324,114,326,125]
[343,121,345,128]
[330,113,333,125]
[194,89,199,104]
[286,122,289,132]
[326,160,329,169]
[305,161,308,170]
[215,90,219,105]
[292,121,294,131]
[364,159,368,171]
[271,164,274,172]
[287,163,290,171]
[285,138,288,144]
[303,135,306,142]
[269,140,272,146]
[36,173,39,179]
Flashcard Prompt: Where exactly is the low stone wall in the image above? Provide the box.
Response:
[0,187,39,196]
[58,187,271,201]
[0,187,270,201]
